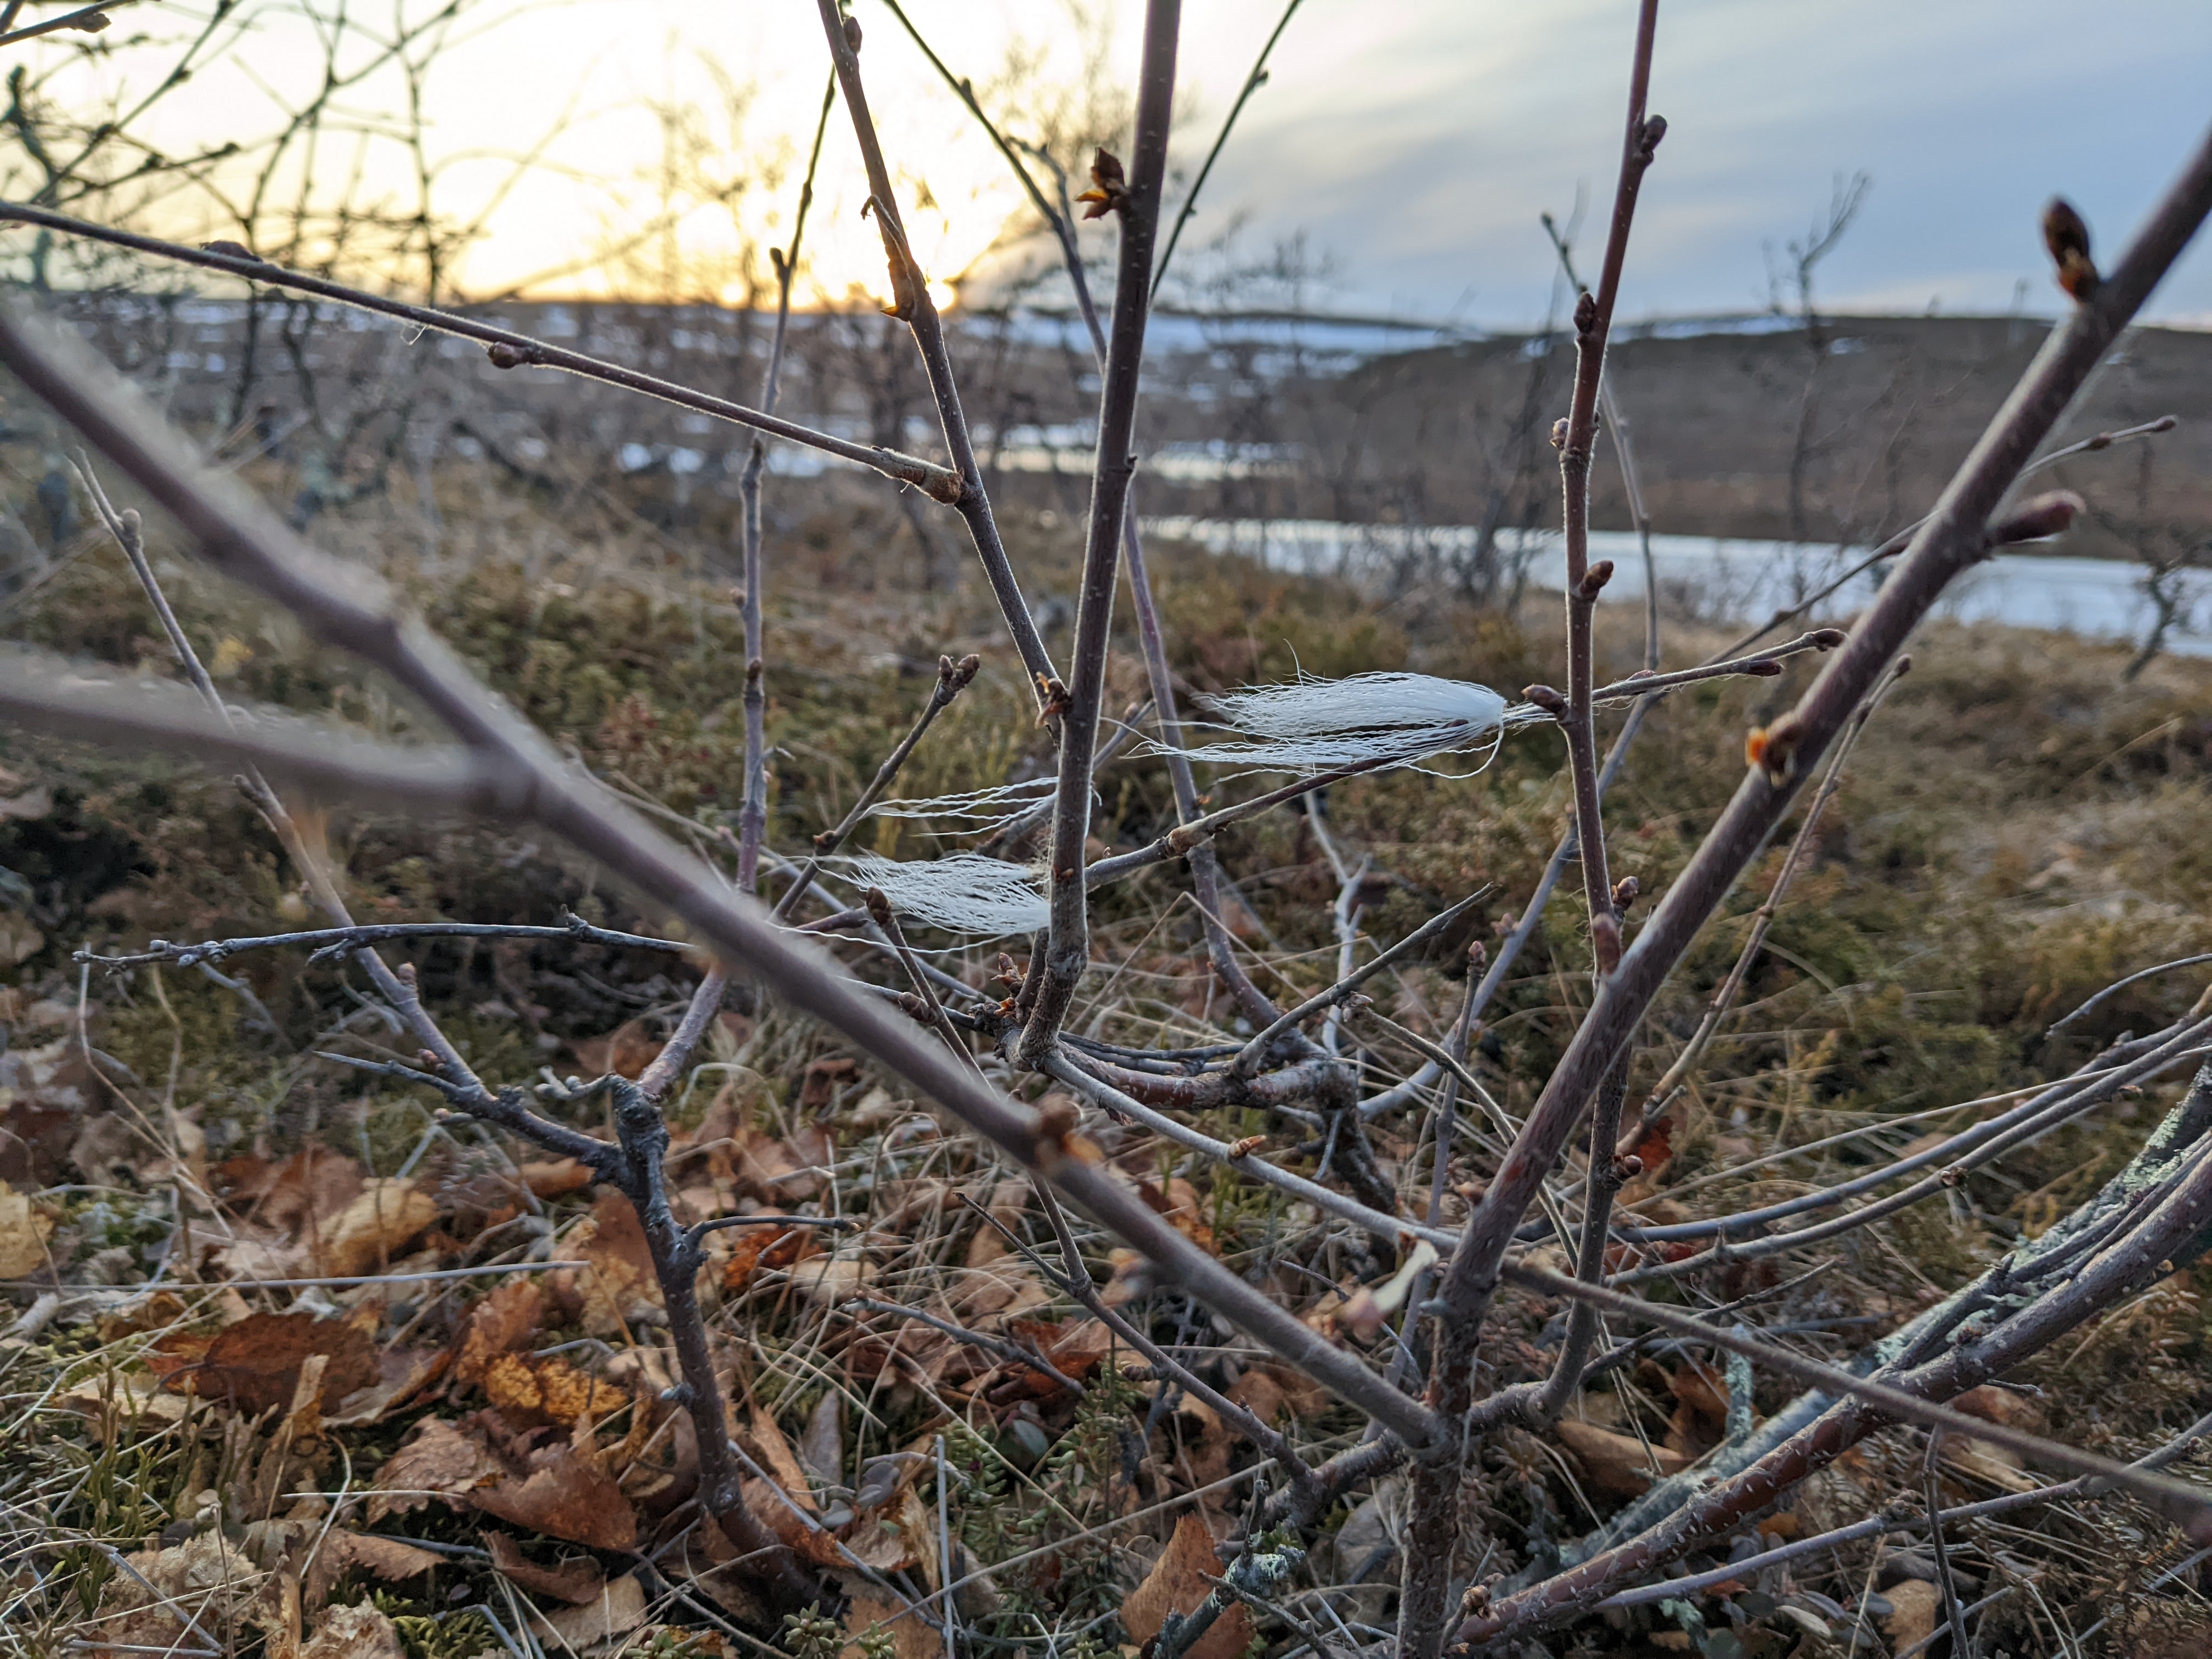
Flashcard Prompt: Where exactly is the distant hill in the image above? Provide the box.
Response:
[1287,314,2212,561]
[29,290,2209,570]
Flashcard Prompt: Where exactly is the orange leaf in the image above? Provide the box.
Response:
[480,1351,626,1429]
[1120,1513,1248,1659]
[158,1311,376,1415]
[453,1280,546,1384]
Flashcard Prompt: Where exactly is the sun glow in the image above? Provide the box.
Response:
[2,1,1136,313]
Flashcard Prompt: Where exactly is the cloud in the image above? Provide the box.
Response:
[1177,0,2212,326]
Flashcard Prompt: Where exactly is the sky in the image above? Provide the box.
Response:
[29,0,2212,329]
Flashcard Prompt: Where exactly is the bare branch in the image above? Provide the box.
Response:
[0,296,1435,1447]
[810,2,1058,699]
[0,202,963,500]
[1019,0,1183,1065]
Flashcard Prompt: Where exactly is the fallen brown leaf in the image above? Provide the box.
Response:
[453,1279,546,1383]
[1554,1419,1690,1497]
[839,1574,939,1659]
[842,1485,934,1574]
[480,1350,625,1429]
[58,1374,193,1441]
[365,1416,500,1521]
[313,1177,437,1277]
[1939,1435,2040,1493]
[1882,1578,1940,1655]
[1120,1512,1248,1659]
[569,1018,663,1080]
[558,1192,663,1335]
[302,1602,407,1659]
[1136,1176,1216,1254]
[157,1311,377,1415]
[521,1158,595,1198]
[719,1220,815,1294]
[304,1531,444,1612]
[474,1435,639,1551]
[486,1530,609,1604]
[741,1476,847,1567]
[327,1345,447,1426]
[789,1255,874,1307]
[93,1533,289,1655]
[989,1317,1116,1403]
[527,1573,647,1650]
[951,1260,1050,1322]
[238,1144,366,1238]
[0,1180,53,1278]
[748,1404,819,1512]
[1227,1362,1328,1424]
[799,1056,859,1110]
[1951,1384,2046,1432]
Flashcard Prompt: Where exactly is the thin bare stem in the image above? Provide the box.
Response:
[1922,1431,1977,1659]
[1044,1049,1449,1251]
[737,70,835,896]
[770,652,981,921]
[866,888,983,1073]
[0,298,1438,1446]
[1231,891,1484,1076]
[0,204,962,499]
[1496,1259,2212,1540]
[1019,0,1183,1066]
[1151,0,1305,301]
[0,1,136,50]
[1426,110,2212,1414]
[846,1297,1084,1397]
[1401,32,1663,1645]
[810,3,1057,699]
[1626,653,1910,1148]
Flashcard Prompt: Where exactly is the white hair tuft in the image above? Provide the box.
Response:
[1175,670,1525,777]
[832,851,1050,936]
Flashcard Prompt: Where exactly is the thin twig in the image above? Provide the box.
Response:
[771,653,981,921]
[1624,652,1911,1150]
[1493,1258,2212,1539]
[1151,0,1305,301]
[810,2,1058,698]
[846,1297,1085,1397]
[0,297,1442,1448]
[0,203,962,499]
[1018,0,1183,1065]
[1923,1430,1977,1659]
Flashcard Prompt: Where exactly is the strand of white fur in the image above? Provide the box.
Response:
[868,672,1532,836]
[1173,671,1536,774]
[867,776,1059,823]
[831,851,1049,936]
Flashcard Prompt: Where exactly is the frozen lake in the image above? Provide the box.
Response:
[1142,517,2212,659]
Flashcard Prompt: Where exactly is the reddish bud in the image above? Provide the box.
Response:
[1990,489,2084,546]
[2041,198,2098,301]
[1074,148,1130,221]
[1745,713,1805,785]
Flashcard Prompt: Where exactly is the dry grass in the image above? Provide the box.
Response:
[4,464,2211,1657]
